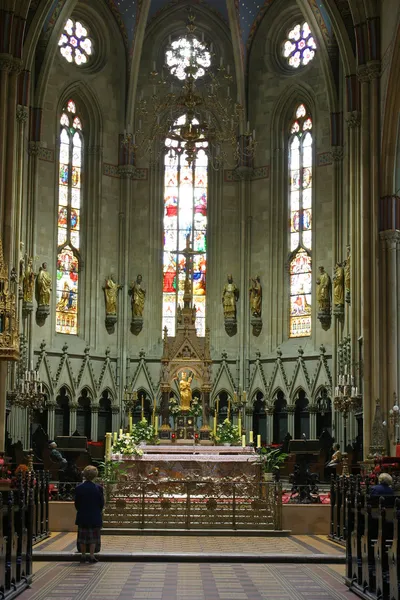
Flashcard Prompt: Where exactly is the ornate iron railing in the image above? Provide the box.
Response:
[103,478,282,531]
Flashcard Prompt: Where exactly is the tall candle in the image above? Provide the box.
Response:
[113,431,117,444]
[141,395,144,419]
[105,433,111,460]
[256,434,261,448]
[154,416,158,436]
[249,430,254,443]
[214,410,217,436]
[129,416,133,433]
[238,412,242,437]
[227,399,231,421]
[119,428,123,438]
[242,434,246,448]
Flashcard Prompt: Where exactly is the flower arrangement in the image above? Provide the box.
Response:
[213,419,241,445]
[189,396,202,418]
[111,433,144,457]
[130,417,156,444]
[169,396,181,416]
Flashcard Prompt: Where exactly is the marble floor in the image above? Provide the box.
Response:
[23,533,349,599]
[34,532,345,557]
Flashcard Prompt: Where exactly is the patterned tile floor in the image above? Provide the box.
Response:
[34,532,345,556]
[23,561,348,600]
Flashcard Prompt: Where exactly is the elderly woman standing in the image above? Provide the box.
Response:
[75,465,104,563]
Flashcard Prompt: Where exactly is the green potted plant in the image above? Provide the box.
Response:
[257,447,288,481]
[213,419,241,445]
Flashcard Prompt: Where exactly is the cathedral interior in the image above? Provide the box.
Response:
[0,0,399,599]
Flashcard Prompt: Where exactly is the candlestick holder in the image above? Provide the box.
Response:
[389,393,400,444]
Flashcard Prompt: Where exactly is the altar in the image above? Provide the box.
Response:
[110,445,259,480]
[104,446,280,531]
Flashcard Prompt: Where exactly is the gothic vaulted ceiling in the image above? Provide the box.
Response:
[107,0,351,52]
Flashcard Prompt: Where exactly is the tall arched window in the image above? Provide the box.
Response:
[162,115,208,337]
[56,99,82,335]
[288,103,313,338]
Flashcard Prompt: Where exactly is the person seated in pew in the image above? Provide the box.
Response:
[327,443,342,467]
[48,440,68,471]
[370,472,394,496]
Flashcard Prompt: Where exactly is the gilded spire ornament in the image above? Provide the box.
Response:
[0,238,19,361]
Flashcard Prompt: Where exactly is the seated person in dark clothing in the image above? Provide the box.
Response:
[370,473,394,496]
[49,441,68,470]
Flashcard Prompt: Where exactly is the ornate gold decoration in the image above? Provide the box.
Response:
[0,238,19,361]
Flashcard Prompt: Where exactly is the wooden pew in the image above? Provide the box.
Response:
[388,498,400,600]
[374,497,394,600]
[351,490,364,586]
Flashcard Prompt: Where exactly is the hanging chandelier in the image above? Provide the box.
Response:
[129,13,256,169]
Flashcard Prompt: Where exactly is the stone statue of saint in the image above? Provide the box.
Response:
[176,371,192,411]
[333,262,345,307]
[129,274,146,318]
[103,276,122,315]
[37,262,52,306]
[316,266,331,313]
[222,274,239,320]
[23,257,35,303]
[249,276,262,318]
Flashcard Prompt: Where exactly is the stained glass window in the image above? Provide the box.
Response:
[162,116,208,337]
[166,37,211,80]
[56,100,82,335]
[282,22,316,68]
[59,19,93,66]
[289,104,313,338]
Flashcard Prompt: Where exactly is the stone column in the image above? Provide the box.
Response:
[309,406,318,439]
[380,230,400,452]
[266,408,274,445]
[245,407,253,437]
[358,65,373,455]
[111,406,120,433]
[91,405,99,442]
[117,164,135,426]
[69,403,78,435]
[286,405,295,438]
[47,401,56,441]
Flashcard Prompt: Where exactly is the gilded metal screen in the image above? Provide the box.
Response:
[103,479,282,531]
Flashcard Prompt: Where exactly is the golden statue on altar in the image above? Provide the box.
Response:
[177,371,193,411]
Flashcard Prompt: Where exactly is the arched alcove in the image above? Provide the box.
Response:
[55,387,70,437]
[315,387,332,437]
[98,390,113,440]
[294,389,309,439]
[133,389,152,424]
[273,391,288,443]
[77,388,92,438]
[252,391,265,444]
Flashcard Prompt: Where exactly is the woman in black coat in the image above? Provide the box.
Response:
[74,465,104,563]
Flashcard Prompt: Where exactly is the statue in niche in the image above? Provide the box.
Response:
[103,276,122,316]
[37,262,52,306]
[222,274,239,320]
[345,247,351,304]
[176,371,193,411]
[249,276,262,318]
[333,262,345,307]
[23,257,36,305]
[129,274,146,318]
[316,266,331,313]
[316,266,331,330]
